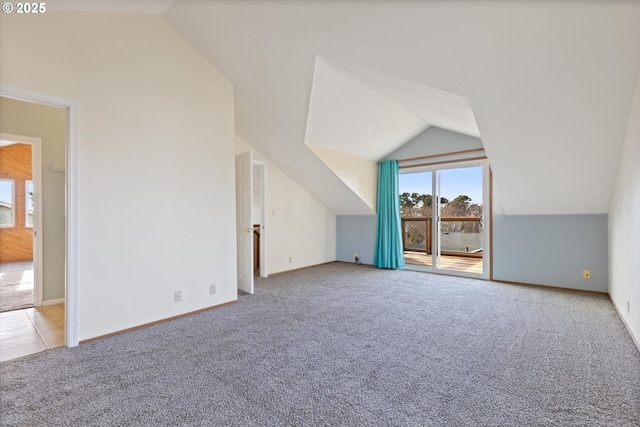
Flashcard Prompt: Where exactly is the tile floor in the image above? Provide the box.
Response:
[0,304,65,362]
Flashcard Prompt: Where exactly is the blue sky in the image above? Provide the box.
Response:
[399,166,483,204]
[0,181,12,205]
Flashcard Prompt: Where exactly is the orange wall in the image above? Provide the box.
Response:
[0,143,33,262]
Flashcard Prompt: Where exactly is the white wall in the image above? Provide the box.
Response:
[308,144,377,211]
[236,138,336,274]
[609,71,640,348]
[0,12,236,340]
[0,97,66,302]
[383,126,484,161]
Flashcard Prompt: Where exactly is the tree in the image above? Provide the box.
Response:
[453,195,471,204]
[400,192,413,208]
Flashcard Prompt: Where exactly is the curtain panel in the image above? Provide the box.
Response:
[374,160,405,269]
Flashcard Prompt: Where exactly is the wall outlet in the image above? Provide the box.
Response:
[354,253,358,259]
[289,256,292,263]
[628,300,631,314]
[210,284,216,295]
[174,290,182,303]
[582,270,591,279]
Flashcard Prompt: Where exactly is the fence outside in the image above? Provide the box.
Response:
[401,217,482,258]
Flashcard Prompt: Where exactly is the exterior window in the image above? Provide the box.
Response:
[26,180,34,228]
[0,179,15,227]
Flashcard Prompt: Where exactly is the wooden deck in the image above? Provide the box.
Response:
[404,251,483,274]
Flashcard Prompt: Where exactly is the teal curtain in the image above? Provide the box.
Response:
[374,160,405,269]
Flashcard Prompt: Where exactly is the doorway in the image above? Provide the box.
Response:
[0,84,79,348]
[399,160,490,279]
[235,151,268,296]
[253,161,267,278]
[0,133,42,312]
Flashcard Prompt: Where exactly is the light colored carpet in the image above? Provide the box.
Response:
[1,263,639,426]
[0,262,34,312]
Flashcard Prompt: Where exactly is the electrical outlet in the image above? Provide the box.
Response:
[289,256,292,263]
[210,284,216,295]
[174,290,182,303]
[354,253,358,259]
[628,300,631,314]
[582,270,591,279]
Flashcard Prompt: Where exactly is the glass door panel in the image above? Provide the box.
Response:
[399,172,433,269]
[436,166,484,275]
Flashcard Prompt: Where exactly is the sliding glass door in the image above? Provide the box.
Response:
[399,160,489,279]
[435,166,484,275]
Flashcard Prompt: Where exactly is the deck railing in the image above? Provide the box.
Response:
[401,216,483,258]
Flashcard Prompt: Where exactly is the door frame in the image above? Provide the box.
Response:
[0,132,43,307]
[253,160,267,278]
[435,160,490,279]
[236,150,254,294]
[235,153,268,292]
[1,83,79,348]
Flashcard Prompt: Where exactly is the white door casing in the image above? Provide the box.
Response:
[235,151,254,294]
[1,83,79,347]
[253,160,268,278]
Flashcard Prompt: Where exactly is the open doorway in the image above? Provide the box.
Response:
[235,151,268,296]
[0,84,79,348]
[0,134,42,313]
[0,91,76,360]
[252,161,267,278]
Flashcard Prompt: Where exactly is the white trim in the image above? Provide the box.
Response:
[43,298,65,306]
[610,296,640,354]
[0,133,44,306]
[66,95,79,348]
[481,161,491,280]
[253,160,268,278]
[432,171,437,269]
[1,83,80,348]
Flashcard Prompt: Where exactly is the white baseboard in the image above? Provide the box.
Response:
[610,296,640,354]
[43,298,65,306]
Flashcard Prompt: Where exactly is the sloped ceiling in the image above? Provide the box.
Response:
[329,58,481,139]
[46,1,640,215]
[305,56,480,161]
[304,57,429,161]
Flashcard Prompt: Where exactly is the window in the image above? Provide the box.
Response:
[26,180,34,228]
[0,179,15,227]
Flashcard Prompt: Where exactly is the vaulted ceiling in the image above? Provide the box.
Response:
[304,56,480,161]
[48,0,640,215]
